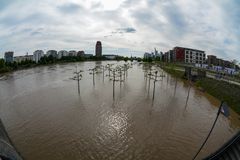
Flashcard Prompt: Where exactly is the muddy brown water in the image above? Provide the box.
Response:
[0,61,239,160]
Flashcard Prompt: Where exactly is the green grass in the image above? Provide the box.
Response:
[162,66,184,78]
[196,78,240,114]
[162,65,240,114]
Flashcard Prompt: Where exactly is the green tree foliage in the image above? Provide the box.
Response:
[0,55,140,74]
[0,59,5,68]
[123,57,129,62]
[143,57,153,63]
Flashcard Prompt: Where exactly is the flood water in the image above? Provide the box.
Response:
[0,61,240,160]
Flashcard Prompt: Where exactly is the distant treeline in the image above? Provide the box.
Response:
[0,55,143,74]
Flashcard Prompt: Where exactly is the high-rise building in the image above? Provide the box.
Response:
[95,41,102,57]
[4,51,14,63]
[33,50,44,63]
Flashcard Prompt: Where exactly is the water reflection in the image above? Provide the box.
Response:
[185,85,191,110]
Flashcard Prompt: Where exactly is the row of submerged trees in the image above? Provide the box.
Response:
[71,63,133,99]
[143,64,165,100]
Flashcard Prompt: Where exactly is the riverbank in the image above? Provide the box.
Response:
[161,65,240,114]
[0,58,136,75]
[0,55,140,75]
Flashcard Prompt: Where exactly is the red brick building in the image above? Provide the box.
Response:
[173,46,206,64]
[173,47,185,62]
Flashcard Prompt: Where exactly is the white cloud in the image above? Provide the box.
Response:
[0,0,239,61]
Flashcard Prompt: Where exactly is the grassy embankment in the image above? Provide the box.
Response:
[161,63,240,114]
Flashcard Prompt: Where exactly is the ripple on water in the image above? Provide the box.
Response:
[0,62,239,160]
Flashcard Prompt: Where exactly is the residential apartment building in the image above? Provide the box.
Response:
[184,48,206,64]
[58,50,69,59]
[69,50,77,56]
[164,50,174,62]
[173,47,206,64]
[207,55,232,68]
[33,50,44,63]
[4,51,14,63]
[14,55,33,63]
[77,51,85,57]
[46,50,58,58]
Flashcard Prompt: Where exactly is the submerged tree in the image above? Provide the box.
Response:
[89,67,97,86]
[147,70,164,100]
[71,66,83,94]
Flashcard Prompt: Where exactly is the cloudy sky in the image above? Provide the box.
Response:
[0,0,239,60]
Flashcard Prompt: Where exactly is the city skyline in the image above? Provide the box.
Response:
[0,0,239,61]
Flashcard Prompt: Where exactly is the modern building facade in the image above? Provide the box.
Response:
[144,52,154,59]
[58,50,69,59]
[184,48,206,64]
[69,50,77,57]
[33,50,44,63]
[207,55,217,66]
[46,50,58,58]
[173,47,185,62]
[95,41,102,57]
[164,50,174,62]
[77,51,85,57]
[207,55,232,68]
[173,47,206,64]
[14,55,33,63]
[4,52,14,63]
